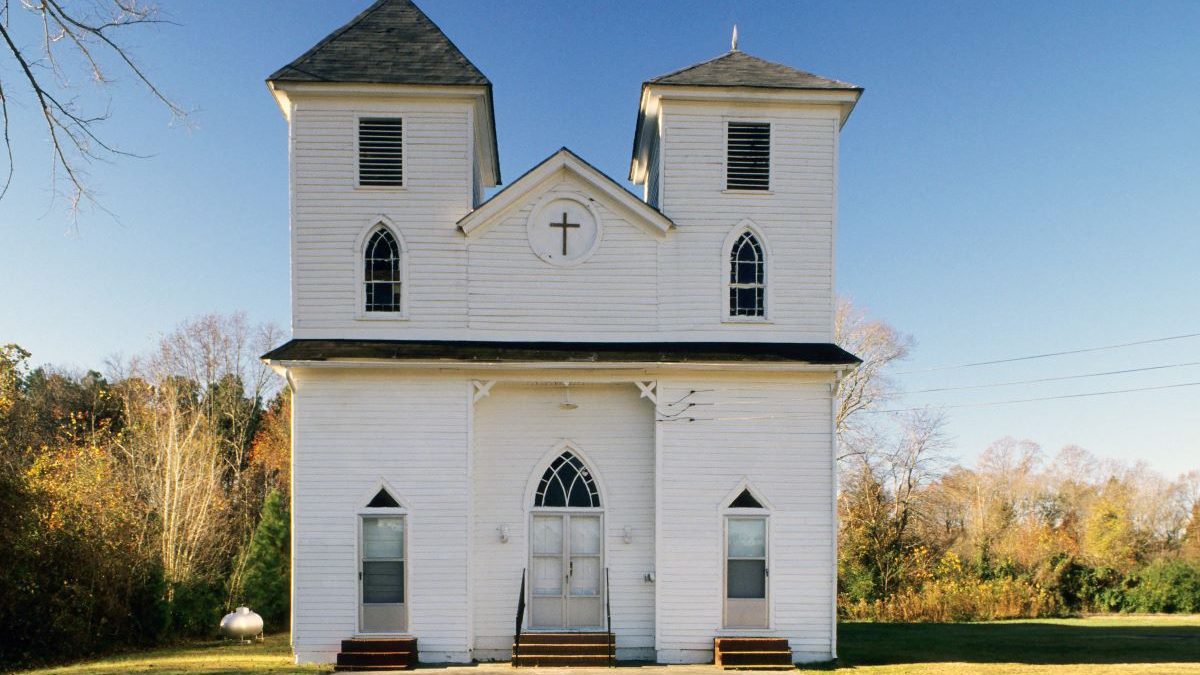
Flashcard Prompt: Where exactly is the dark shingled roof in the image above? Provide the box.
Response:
[268,0,489,86]
[647,50,860,91]
[262,340,861,366]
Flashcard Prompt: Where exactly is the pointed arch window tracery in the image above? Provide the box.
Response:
[728,230,766,318]
[534,451,601,508]
[364,226,403,313]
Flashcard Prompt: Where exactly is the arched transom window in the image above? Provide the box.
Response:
[729,231,765,318]
[534,451,600,508]
[364,226,402,313]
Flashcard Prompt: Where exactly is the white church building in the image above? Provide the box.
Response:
[263,0,862,669]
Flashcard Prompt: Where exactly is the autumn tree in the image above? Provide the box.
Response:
[110,313,282,596]
[833,296,912,440]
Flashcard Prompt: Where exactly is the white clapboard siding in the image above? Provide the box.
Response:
[286,91,841,343]
[290,369,471,664]
[655,102,839,343]
[654,375,836,664]
[471,383,656,661]
[290,96,476,337]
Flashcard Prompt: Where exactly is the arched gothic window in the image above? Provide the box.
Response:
[729,231,765,317]
[534,451,600,508]
[364,227,403,312]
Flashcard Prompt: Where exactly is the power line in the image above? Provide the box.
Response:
[868,380,1200,414]
[655,380,1200,423]
[894,332,1200,375]
[898,361,1200,395]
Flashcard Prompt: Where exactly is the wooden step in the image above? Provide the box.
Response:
[719,651,794,667]
[715,637,790,652]
[714,637,793,670]
[335,637,417,672]
[513,654,613,667]
[517,632,612,645]
[514,642,614,656]
[338,648,412,662]
[513,632,613,667]
[340,638,417,653]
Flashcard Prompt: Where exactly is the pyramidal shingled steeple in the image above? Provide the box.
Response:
[268,0,489,86]
[647,50,859,91]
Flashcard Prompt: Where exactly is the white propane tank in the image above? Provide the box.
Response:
[219,606,264,642]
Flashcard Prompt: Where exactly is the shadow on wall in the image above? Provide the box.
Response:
[837,620,1200,666]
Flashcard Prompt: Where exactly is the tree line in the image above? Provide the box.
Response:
[835,299,1200,621]
[0,314,291,668]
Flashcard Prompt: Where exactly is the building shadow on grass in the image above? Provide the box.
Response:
[838,621,1200,667]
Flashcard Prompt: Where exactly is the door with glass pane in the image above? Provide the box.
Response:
[530,513,604,629]
[725,516,768,628]
[360,516,406,633]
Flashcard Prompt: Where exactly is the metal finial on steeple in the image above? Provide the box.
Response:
[731,24,739,51]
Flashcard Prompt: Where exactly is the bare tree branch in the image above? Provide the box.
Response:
[0,0,186,218]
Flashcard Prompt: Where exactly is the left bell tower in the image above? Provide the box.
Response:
[266,0,499,339]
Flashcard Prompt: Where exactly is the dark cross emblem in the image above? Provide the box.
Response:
[548,211,580,256]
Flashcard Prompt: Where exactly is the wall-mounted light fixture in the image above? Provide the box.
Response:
[499,524,510,543]
[559,382,578,411]
[623,526,633,544]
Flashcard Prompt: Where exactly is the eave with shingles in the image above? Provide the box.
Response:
[262,339,861,369]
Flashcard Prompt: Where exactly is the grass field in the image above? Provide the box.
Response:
[15,635,330,675]
[16,615,1200,675]
[812,614,1200,674]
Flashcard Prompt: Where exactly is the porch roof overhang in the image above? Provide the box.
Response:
[262,339,861,371]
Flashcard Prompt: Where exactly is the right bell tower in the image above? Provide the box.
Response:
[630,42,862,343]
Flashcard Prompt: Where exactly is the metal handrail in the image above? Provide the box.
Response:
[514,568,527,664]
[605,567,613,667]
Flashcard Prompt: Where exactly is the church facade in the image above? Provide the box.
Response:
[263,0,861,667]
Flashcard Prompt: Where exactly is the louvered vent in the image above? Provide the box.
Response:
[726,122,770,191]
[359,118,404,186]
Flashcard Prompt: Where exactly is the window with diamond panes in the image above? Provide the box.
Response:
[534,451,601,508]
[729,231,765,317]
[364,227,402,313]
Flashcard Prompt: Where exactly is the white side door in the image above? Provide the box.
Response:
[724,516,768,628]
[360,515,407,633]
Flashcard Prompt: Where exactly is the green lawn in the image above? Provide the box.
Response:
[808,614,1200,674]
[16,615,1200,675]
[15,634,331,675]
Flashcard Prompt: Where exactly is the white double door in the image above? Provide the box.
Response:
[529,512,604,629]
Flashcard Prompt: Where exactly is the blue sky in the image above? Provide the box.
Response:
[0,1,1197,476]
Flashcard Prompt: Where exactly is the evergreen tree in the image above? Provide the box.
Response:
[239,490,290,629]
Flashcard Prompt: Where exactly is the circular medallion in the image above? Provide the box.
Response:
[526,194,602,266]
